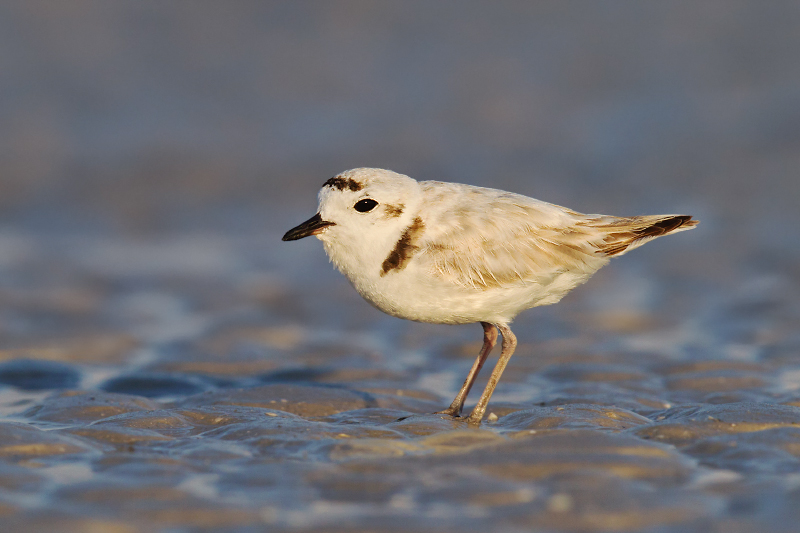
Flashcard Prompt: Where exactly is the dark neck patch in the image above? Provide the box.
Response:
[324,176,362,192]
[381,216,425,276]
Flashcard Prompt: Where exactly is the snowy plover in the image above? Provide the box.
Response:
[283,168,697,423]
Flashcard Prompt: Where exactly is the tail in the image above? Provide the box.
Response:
[592,214,698,257]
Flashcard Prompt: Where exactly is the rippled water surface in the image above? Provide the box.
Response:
[1,3,800,532]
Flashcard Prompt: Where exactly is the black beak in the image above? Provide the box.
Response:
[282,213,336,241]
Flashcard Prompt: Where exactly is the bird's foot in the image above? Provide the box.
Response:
[434,407,462,418]
[434,408,482,425]
[461,413,483,425]
[396,408,470,422]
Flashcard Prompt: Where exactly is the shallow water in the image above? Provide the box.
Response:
[1,3,800,532]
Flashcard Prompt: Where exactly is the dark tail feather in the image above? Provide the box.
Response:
[598,215,698,257]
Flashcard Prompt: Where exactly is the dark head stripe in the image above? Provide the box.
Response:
[324,176,363,192]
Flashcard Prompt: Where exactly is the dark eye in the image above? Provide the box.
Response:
[354,198,378,213]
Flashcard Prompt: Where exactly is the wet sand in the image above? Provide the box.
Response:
[2,3,800,532]
[0,243,799,532]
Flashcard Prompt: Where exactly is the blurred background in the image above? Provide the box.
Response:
[0,2,799,530]
[1,1,798,339]
[1,1,798,354]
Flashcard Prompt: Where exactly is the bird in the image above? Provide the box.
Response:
[282,168,698,423]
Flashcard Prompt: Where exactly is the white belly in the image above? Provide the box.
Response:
[345,259,594,325]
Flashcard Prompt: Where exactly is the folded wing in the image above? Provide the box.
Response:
[416,182,697,291]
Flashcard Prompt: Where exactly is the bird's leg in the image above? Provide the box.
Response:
[435,322,497,417]
[463,324,517,424]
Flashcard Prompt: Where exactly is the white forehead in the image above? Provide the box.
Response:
[317,168,419,205]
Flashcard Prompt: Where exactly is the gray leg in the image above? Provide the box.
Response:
[464,323,517,424]
[435,322,497,417]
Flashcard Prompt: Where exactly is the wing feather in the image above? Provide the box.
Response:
[414,182,697,291]
[588,215,698,256]
[415,182,606,290]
